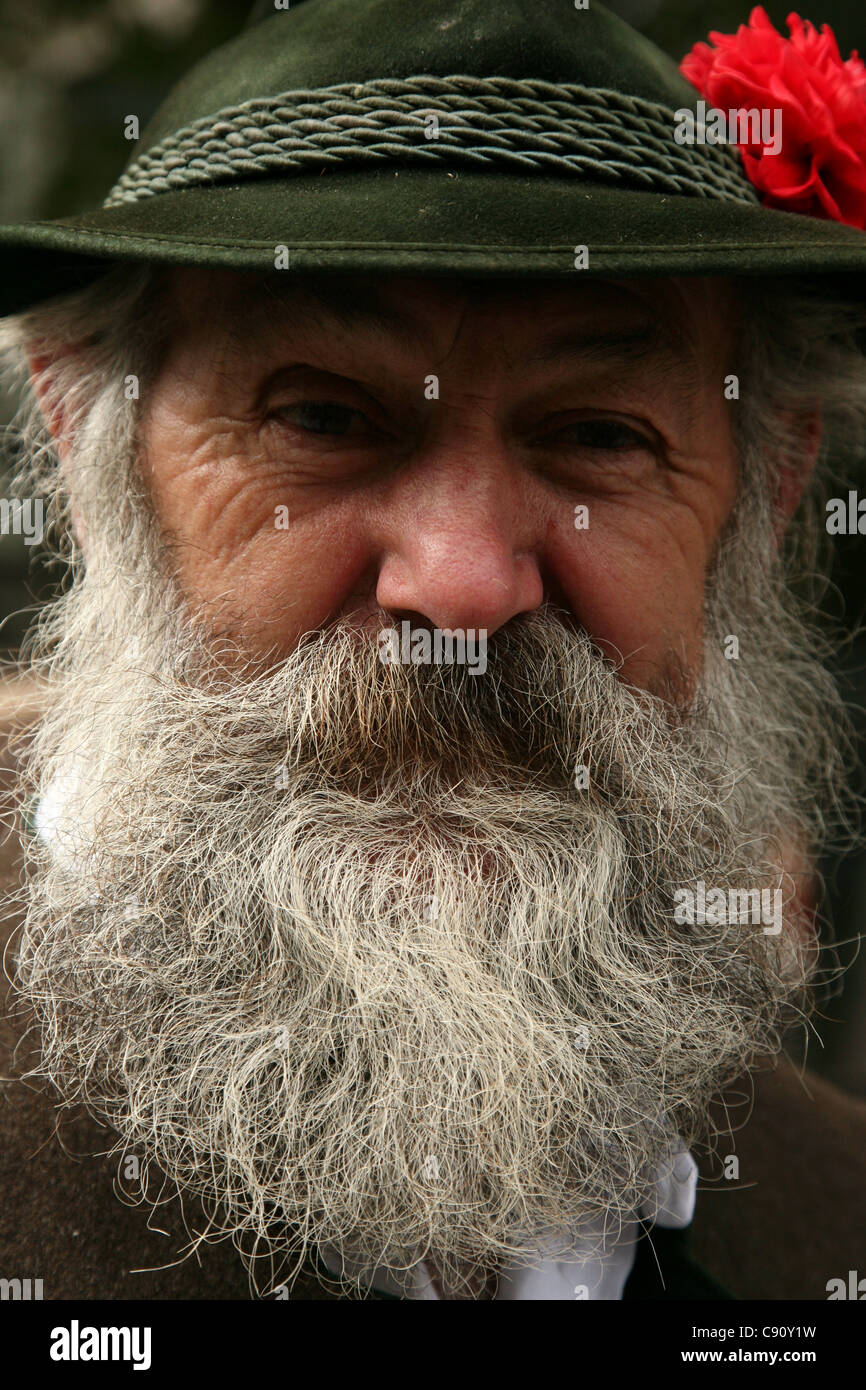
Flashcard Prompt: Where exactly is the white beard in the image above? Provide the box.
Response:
[15,586,813,1295]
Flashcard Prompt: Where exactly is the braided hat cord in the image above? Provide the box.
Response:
[104,75,760,209]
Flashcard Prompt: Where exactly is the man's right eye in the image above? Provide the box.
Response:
[272,400,371,437]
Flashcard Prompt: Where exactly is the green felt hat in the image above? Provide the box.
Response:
[3,0,866,316]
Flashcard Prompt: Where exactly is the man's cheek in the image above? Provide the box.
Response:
[553,532,703,687]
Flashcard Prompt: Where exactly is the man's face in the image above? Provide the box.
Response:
[142,270,739,692]
[17,265,817,1298]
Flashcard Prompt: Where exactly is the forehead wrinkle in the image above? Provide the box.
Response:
[525,325,658,368]
[227,276,433,358]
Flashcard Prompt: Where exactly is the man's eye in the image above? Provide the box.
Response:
[274,401,370,437]
[549,419,653,451]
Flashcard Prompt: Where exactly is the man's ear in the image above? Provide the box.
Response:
[27,351,87,554]
[28,352,69,448]
[772,408,821,548]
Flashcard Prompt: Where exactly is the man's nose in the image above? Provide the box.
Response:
[374,460,546,636]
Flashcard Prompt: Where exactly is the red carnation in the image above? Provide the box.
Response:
[680,6,866,228]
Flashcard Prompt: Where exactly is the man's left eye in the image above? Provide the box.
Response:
[274,400,371,436]
[547,419,653,451]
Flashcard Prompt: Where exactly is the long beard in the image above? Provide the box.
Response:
[13,555,817,1294]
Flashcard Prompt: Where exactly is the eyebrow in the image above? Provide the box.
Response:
[527,320,702,426]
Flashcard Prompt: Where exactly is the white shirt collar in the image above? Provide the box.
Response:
[319,1147,698,1300]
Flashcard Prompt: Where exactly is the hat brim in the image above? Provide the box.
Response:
[2,167,866,315]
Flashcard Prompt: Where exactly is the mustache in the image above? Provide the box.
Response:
[169,602,695,800]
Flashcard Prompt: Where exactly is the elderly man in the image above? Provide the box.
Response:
[0,0,865,1303]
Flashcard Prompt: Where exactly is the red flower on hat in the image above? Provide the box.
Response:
[680,6,866,228]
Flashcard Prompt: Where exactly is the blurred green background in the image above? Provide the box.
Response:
[1,0,865,1092]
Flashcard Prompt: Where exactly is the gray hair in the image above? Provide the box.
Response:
[0,265,170,571]
[730,274,866,595]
